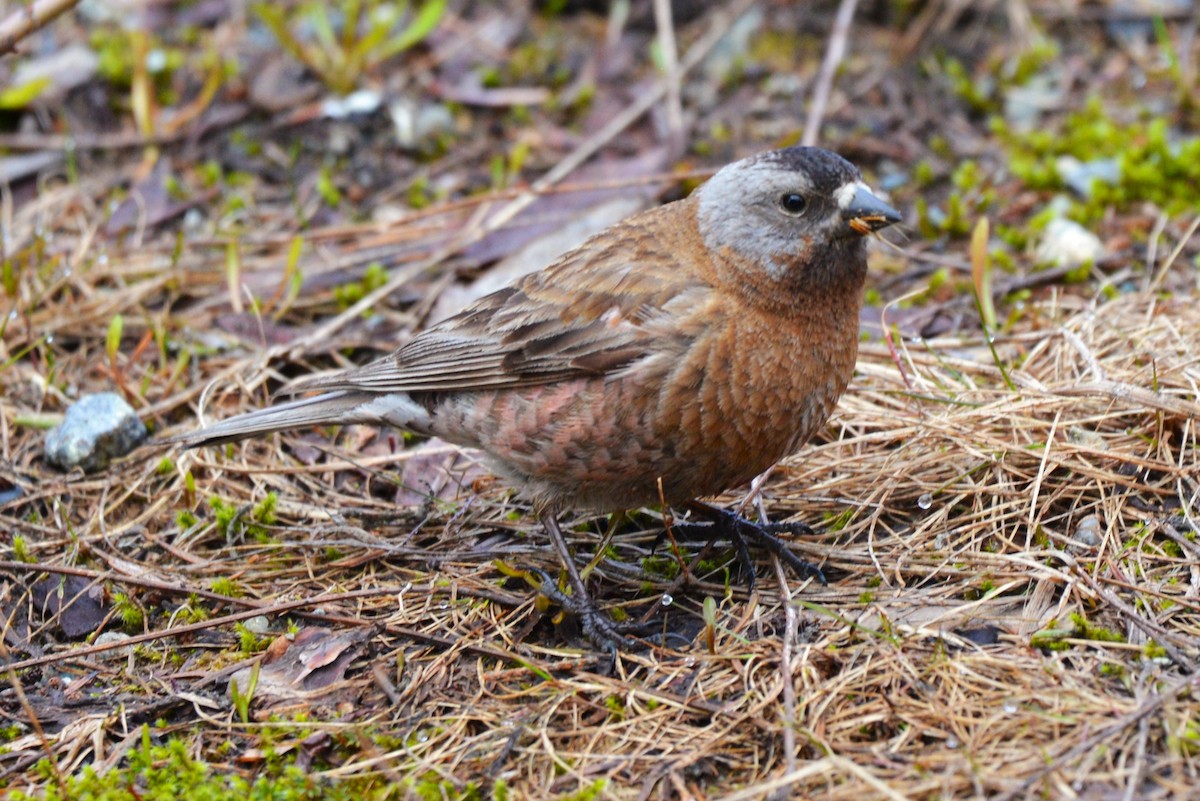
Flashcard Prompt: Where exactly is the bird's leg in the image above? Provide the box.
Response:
[679,500,827,588]
[538,511,645,655]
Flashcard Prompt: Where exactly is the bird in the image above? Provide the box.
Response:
[170,146,900,653]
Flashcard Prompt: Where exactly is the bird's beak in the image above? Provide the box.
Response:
[841,186,901,236]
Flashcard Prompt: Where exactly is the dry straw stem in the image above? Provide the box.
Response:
[0,0,80,55]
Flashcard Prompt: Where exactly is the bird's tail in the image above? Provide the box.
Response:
[165,391,372,448]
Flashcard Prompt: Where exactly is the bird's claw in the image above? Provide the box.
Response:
[532,570,648,655]
[670,510,826,588]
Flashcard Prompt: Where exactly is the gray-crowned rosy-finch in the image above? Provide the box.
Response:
[172,146,900,652]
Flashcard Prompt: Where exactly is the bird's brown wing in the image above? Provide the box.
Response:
[290,212,709,395]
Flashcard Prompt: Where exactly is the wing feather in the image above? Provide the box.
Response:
[290,205,708,396]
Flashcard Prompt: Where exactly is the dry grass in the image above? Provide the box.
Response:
[3,166,1199,799]
[2,3,1200,795]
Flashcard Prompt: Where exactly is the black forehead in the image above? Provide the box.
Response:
[757,146,861,192]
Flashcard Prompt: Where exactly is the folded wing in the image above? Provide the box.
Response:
[288,218,706,396]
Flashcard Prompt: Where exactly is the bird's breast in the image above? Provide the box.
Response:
[654,301,859,499]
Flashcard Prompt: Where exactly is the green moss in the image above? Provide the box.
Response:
[941,192,971,237]
[480,66,503,88]
[252,492,278,527]
[317,164,342,208]
[1144,640,1168,660]
[927,266,950,293]
[991,248,1017,273]
[209,577,243,598]
[12,535,32,563]
[964,577,998,602]
[556,780,607,801]
[1063,260,1094,283]
[1005,39,1060,86]
[208,496,238,537]
[90,29,183,99]
[1030,617,1073,650]
[951,160,982,192]
[13,727,387,801]
[174,596,210,624]
[912,160,936,187]
[1029,629,1071,651]
[1069,612,1126,643]
[640,555,680,579]
[408,774,487,800]
[113,593,145,632]
[1170,719,1200,756]
[996,99,1200,224]
[823,507,855,532]
[208,491,278,542]
[941,56,996,113]
[407,175,434,209]
[333,262,389,310]
[914,197,937,239]
[235,622,268,655]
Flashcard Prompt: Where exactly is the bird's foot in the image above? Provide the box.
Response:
[533,570,650,660]
[671,506,826,588]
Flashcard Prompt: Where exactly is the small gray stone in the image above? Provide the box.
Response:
[322,89,383,120]
[1072,514,1102,551]
[1055,156,1121,198]
[389,99,455,150]
[1003,72,1062,132]
[879,167,909,193]
[44,392,147,472]
[1035,218,1105,268]
[92,632,134,660]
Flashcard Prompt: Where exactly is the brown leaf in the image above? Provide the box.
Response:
[227,627,371,712]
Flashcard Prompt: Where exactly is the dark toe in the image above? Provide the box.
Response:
[699,509,827,586]
[533,570,650,654]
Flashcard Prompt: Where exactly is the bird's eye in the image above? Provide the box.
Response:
[779,193,807,215]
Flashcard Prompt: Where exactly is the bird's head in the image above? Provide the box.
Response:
[695,146,900,296]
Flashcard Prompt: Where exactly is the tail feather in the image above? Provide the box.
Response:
[166,391,368,448]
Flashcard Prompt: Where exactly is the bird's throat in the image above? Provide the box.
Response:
[712,240,868,320]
